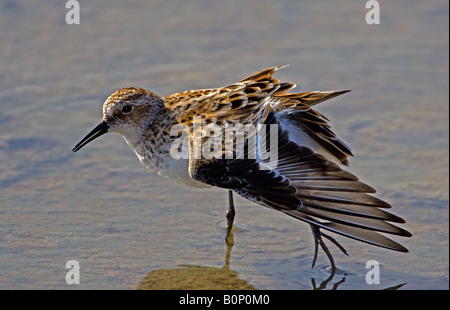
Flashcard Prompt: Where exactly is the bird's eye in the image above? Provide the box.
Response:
[122,105,132,114]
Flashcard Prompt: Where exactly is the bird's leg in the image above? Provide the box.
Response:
[225,190,236,240]
[321,232,348,256]
[310,225,348,271]
[311,225,321,269]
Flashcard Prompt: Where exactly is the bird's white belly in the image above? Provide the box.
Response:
[134,146,209,188]
[156,156,209,188]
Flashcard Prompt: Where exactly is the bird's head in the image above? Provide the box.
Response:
[73,87,164,152]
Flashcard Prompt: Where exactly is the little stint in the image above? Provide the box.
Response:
[73,66,411,270]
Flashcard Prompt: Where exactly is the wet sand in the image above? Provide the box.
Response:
[0,0,448,289]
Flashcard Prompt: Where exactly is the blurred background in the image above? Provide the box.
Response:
[0,0,448,289]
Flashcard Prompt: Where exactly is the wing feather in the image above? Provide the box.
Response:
[170,67,411,254]
[188,107,410,252]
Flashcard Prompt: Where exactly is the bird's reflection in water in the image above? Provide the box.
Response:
[311,269,346,290]
[226,227,351,290]
[135,229,255,290]
[136,228,406,290]
[310,271,406,290]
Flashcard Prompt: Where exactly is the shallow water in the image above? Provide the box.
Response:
[0,0,448,290]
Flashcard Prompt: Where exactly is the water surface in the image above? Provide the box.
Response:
[0,0,448,289]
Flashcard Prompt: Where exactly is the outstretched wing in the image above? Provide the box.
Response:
[189,108,411,252]
[166,66,410,251]
[165,66,353,165]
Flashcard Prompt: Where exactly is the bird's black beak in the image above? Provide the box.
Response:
[73,121,109,152]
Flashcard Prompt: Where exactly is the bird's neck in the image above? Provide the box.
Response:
[125,107,179,172]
